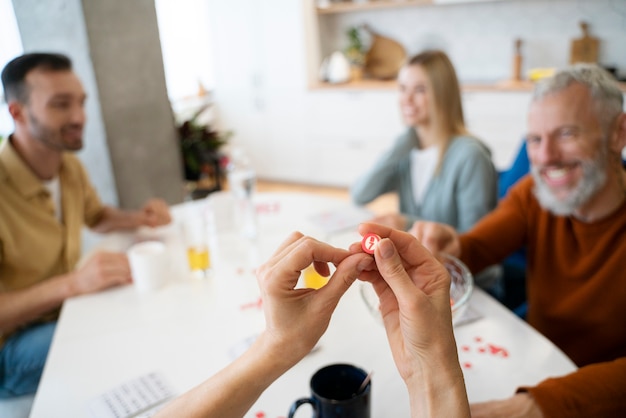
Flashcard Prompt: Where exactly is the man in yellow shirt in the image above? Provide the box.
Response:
[0,53,172,398]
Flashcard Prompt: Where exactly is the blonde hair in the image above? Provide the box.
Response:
[406,50,468,169]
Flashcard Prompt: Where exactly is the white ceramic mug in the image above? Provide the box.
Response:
[127,241,169,294]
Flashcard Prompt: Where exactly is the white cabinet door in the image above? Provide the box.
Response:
[209,0,271,172]
[302,90,402,186]
[209,0,404,187]
[210,0,532,185]
[463,91,531,170]
[209,0,310,180]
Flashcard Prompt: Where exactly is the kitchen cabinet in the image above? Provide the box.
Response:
[308,0,511,91]
[463,91,531,170]
[302,90,402,185]
[208,0,542,188]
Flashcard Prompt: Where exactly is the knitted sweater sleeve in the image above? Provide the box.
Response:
[452,139,498,233]
[520,357,626,417]
[459,176,531,273]
[351,130,414,205]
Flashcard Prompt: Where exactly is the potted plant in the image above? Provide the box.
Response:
[344,26,368,81]
[177,103,232,198]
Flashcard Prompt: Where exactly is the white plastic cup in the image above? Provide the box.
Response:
[127,241,169,294]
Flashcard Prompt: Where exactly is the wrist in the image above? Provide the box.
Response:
[225,332,300,394]
[253,331,306,374]
[58,271,81,299]
[130,210,145,228]
[405,361,469,417]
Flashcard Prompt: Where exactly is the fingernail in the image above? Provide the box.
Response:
[378,239,394,259]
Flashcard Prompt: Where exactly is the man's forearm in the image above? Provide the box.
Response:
[0,272,76,334]
[91,206,142,233]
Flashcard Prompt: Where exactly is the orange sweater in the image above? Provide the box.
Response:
[460,175,626,417]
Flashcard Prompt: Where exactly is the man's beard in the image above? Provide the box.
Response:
[532,147,607,216]
[28,112,83,152]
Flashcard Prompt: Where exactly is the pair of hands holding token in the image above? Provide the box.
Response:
[156,223,470,418]
[258,222,468,416]
[258,223,467,414]
[355,225,468,416]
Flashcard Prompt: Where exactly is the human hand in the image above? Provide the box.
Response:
[354,223,461,385]
[408,220,460,257]
[255,232,373,367]
[370,213,408,230]
[470,393,544,418]
[70,251,132,296]
[139,198,171,227]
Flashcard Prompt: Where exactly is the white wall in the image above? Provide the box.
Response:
[0,0,22,138]
[155,0,214,101]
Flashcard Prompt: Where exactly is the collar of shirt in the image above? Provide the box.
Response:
[0,136,49,199]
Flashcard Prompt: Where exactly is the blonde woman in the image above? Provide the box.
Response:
[352,50,497,233]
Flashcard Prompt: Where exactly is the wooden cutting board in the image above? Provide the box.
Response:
[570,21,599,64]
[363,26,406,80]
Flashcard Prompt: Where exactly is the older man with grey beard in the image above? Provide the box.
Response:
[410,63,626,418]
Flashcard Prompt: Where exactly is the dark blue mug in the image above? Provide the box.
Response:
[288,363,371,418]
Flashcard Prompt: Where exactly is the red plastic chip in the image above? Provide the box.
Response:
[361,233,381,255]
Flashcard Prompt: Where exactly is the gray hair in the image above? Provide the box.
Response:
[533,63,623,135]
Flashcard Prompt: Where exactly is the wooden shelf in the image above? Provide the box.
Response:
[310,79,535,92]
[316,0,431,15]
[310,79,397,90]
[310,79,626,93]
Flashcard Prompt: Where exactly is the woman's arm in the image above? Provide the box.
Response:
[351,130,416,205]
[155,233,373,418]
[453,139,498,233]
[356,223,471,418]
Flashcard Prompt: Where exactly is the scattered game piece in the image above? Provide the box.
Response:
[239,297,263,311]
[457,336,511,373]
[361,233,381,255]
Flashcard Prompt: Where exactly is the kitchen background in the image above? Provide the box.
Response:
[317,0,626,82]
[2,0,625,207]
[210,0,626,189]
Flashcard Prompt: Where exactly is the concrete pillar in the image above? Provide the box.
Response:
[11,0,184,208]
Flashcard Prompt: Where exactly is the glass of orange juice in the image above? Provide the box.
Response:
[182,209,212,278]
[302,264,330,289]
[187,245,210,273]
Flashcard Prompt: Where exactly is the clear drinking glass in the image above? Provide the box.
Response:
[182,210,212,278]
[227,150,257,239]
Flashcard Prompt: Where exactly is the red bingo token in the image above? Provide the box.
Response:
[361,233,381,255]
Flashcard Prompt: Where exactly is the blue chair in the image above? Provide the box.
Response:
[498,140,529,199]
[497,140,529,318]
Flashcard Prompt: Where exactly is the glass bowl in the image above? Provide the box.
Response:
[360,253,474,326]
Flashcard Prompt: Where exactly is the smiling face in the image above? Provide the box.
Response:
[17,68,87,152]
[398,64,432,128]
[527,83,610,215]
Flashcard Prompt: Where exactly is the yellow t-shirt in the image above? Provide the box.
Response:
[0,139,105,346]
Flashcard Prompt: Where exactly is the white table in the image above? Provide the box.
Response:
[30,192,576,418]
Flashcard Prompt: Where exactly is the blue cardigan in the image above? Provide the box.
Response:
[351,128,498,232]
